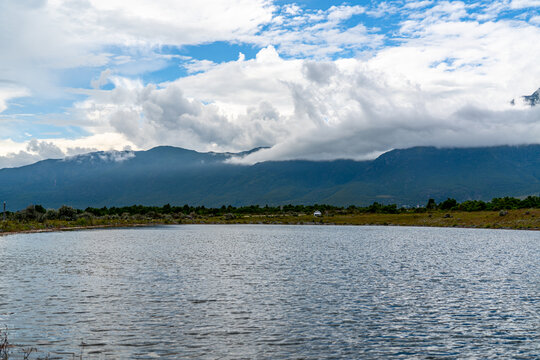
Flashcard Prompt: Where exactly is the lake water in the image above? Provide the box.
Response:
[0,225,539,359]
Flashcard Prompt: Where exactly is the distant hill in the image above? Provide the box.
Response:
[1,145,539,210]
[523,88,540,106]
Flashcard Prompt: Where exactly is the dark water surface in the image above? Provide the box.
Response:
[0,225,539,359]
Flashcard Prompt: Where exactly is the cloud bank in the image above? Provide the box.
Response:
[1,1,540,167]
[72,14,540,164]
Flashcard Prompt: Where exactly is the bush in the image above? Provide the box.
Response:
[458,200,487,211]
[15,205,46,222]
[58,205,77,221]
[43,209,58,220]
[439,198,458,210]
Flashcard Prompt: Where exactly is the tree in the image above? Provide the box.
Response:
[34,205,46,214]
[16,205,41,221]
[439,198,457,210]
[58,205,77,221]
[426,198,437,210]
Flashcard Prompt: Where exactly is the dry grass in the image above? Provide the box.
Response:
[201,209,540,230]
[1,210,539,235]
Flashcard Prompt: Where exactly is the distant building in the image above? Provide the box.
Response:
[313,210,322,217]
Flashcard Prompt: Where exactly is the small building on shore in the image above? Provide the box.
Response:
[313,210,322,217]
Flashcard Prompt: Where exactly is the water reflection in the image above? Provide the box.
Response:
[0,225,539,358]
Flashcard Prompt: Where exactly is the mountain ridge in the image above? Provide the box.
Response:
[1,144,539,210]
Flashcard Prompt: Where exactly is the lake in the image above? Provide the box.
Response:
[1,225,539,359]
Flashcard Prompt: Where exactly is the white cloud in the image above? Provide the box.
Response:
[0,133,135,169]
[404,1,434,10]
[172,46,304,116]
[0,1,110,107]
[0,85,30,113]
[366,2,401,17]
[65,150,135,164]
[91,69,113,89]
[64,16,540,166]
[0,0,275,113]
[71,56,297,153]
[40,0,275,49]
[25,139,65,159]
[247,4,382,58]
[403,1,470,25]
[0,151,42,169]
[510,0,540,9]
[0,1,379,116]
[531,15,540,24]
[327,5,365,21]
[2,1,540,169]
[0,139,65,169]
[184,60,217,74]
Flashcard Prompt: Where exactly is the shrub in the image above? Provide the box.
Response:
[439,198,458,210]
[58,205,77,221]
[43,209,58,220]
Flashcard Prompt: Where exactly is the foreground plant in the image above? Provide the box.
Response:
[0,327,8,360]
[0,327,53,360]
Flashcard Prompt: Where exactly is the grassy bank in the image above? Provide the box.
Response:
[1,209,539,235]
[190,209,540,230]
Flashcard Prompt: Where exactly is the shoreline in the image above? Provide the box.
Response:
[1,210,539,237]
[0,223,158,237]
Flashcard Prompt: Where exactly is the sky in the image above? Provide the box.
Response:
[0,0,539,168]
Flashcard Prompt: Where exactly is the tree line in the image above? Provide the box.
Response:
[2,196,539,222]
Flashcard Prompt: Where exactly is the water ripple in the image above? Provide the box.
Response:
[0,225,539,358]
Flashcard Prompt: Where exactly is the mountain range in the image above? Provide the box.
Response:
[1,145,539,210]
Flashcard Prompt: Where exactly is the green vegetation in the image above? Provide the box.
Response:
[1,145,539,210]
[1,196,539,234]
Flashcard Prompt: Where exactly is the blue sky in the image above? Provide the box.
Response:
[0,0,539,167]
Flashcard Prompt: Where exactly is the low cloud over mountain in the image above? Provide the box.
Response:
[1,145,538,210]
[1,1,540,167]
